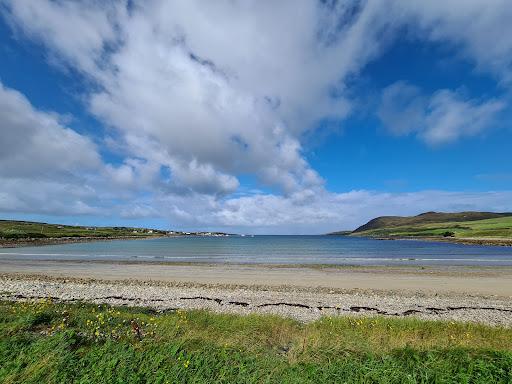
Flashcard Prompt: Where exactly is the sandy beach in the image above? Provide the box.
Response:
[1,260,511,326]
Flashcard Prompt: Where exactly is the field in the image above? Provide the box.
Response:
[0,220,167,240]
[351,215,512,241]
[1,300,511,383]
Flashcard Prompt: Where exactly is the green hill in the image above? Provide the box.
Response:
[0,219,167,240]
[0,220,232,246]
[343,212,512,244]
[353,211,512,233]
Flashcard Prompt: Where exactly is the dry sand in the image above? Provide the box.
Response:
[1,259,511,326]
[1,259,512,295]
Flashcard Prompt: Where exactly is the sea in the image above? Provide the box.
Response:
[1,235,512,266]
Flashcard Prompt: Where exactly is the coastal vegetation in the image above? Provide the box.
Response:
[0,220,230,246]
[0,220,167,240]
[1,300,511,383]
[331,211,512,244]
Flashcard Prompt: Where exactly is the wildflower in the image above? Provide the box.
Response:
[184,360,190,368]
[131,320,142,340]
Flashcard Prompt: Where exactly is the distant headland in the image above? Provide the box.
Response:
[0,219,232,248]
[329,211,512,246]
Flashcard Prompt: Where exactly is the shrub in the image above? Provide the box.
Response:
[0,232,47,239]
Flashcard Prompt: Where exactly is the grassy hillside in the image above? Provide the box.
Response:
[0,220,167,240]
[348,212,512,241]
[1,300,512,383]
[353,212,512,233]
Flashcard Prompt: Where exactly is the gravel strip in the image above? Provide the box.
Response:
[1,275,511,326]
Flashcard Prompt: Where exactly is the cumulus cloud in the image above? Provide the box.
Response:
[0,81,158,216]
[2,0,125,75]
[0,77,510,230]
[1,0,393,196]
[0,177,100,216]
[1,1,512,231]
[378,81,505,145]
[0,81,110,215]
[0,82,101,178]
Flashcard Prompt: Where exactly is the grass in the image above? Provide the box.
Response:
[353,216,512,240]
[1,300,511,383]
[0,220,167,240]
[0,220,230,241]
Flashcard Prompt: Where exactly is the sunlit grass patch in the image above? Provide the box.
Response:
[1,300,511,383]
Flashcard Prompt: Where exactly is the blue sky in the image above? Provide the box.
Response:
[0,1,511,234]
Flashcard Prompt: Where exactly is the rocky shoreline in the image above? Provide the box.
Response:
[1,275,511,326]
[367,235,512,247]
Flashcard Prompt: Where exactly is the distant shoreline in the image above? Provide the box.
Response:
[356,235,512,247]
[0,235,168,249]
[3,233,512,249]
[328,232,512,247]
[0,219,233,249]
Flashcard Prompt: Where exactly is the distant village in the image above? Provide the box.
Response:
[0,219,234,242]
[80,226,232,237]
[128,228,231,237]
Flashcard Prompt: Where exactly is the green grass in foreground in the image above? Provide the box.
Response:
[1,300,511,383]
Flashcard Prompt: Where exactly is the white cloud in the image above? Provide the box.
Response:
[0,81,117,216]
[0,81,157,216]
[1,1,512,232]
[422,90,505,145]
[0,82,101,178]
[3,0,511,193]
[2,0,125,76]
[0,79,510,230]
[1,0,394,196]
[392,0,512,83]
[378,81,505,145]
[104,158,161,192]
[146,189,512,234]
[0,177,100,216]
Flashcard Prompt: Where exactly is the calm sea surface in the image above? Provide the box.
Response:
[1,236,512,266]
